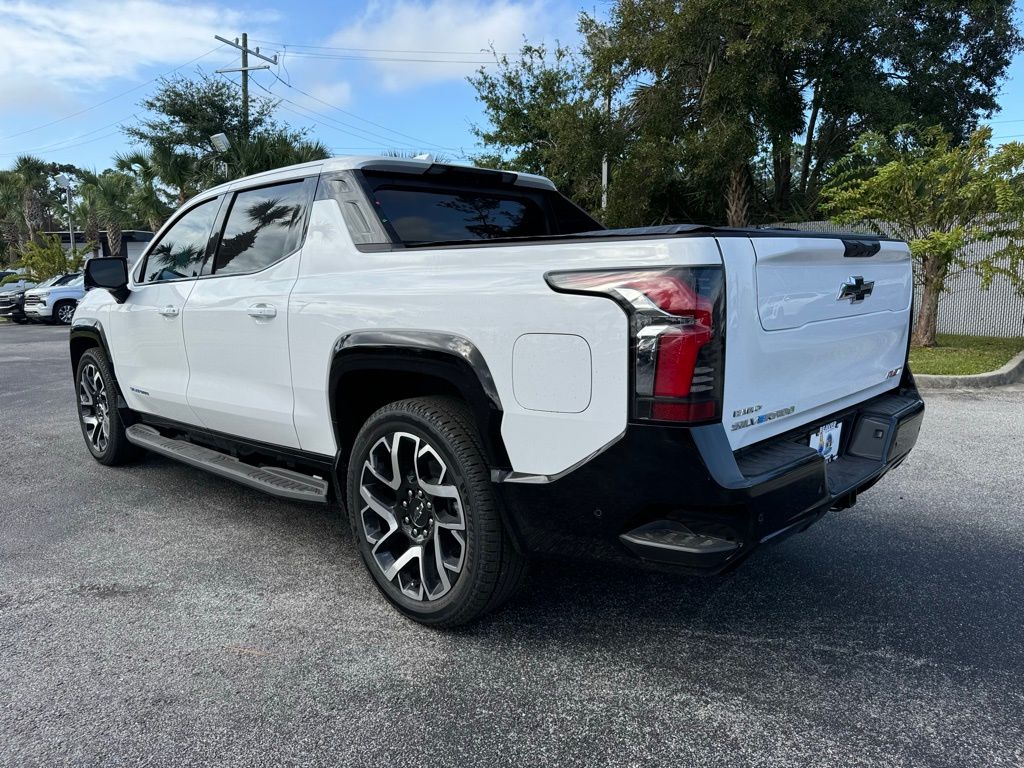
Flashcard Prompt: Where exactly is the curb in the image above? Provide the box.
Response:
[915,349,1024,390]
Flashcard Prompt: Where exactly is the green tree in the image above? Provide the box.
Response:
[215,133,330,182]
[469,43,608,216]
[0,172,23,262]
[125,73,278,155]
[124,73,327,194]
[114,151,171,232]
[470,1,1022,226]
[822,125,1024,347]
[17,234,84,281]
[9,155,50,242]
[81,171,137,259]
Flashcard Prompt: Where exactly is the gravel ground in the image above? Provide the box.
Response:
[1,322,1022,767]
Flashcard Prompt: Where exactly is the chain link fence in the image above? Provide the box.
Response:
[771,221,1024,338]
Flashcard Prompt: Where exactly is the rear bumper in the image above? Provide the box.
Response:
[497,380,924,574]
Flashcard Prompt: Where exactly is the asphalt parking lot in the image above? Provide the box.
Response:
[1,322,1022,767]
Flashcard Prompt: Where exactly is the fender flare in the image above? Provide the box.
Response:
[328,330,510,470]
[69,319,132,414]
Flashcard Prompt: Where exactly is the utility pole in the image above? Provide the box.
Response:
[54,174,74,258]
[602,76,611,211]
[214,33,277,140]
[589,28,613,211]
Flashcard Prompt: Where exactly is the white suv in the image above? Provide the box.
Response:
[24,273,83,324]
[71,156,924,625]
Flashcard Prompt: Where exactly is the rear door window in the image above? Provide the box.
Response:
[212,180,311,275]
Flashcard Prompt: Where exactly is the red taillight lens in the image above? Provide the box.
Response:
[546,266,725,424]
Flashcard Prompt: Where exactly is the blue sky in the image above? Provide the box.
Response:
[1,0,1022,171]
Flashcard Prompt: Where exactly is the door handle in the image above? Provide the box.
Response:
[247,303,277,319]
[159,305,179,318]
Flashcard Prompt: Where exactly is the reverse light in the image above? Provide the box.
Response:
[546,266,725,424]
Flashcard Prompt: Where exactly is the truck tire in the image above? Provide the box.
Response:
[53,300,77,325]
[346,396,527,627]
[75,347,141,466]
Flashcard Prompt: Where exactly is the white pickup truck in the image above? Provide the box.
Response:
[71,156,924,626]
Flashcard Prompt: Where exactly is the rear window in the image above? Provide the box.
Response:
[373,188,549,243]
[356,168,602,247]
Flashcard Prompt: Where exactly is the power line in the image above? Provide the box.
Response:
[0,45,224,143]
[0,114,137,156]
[265,71,458,152]
[280,51,494,65]
[220,73,424,151]
[0,130,126,158]
[250,38,507,56]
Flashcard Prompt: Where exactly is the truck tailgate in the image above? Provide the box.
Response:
[720,235,913,450]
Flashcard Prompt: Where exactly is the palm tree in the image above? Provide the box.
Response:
[10,155,49,243]
[114,151,170,231]
[74,190,103,259]
[81,171,134,259]
[0,171,24,256]
[149,143,199,206]
[220,134,331,181]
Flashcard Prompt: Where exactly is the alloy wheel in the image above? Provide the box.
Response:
[57,303,75,324]
[358,431,467,601]
[78,363,110,453]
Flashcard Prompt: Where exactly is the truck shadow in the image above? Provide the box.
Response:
[487,514,1023,673]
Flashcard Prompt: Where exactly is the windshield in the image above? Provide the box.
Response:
[35,275,60,289]
[53,273,80,286]
[65,275,84,287]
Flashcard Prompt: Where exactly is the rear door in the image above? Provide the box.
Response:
[181,175,316,448]
[719,235,913,450]
[107,196,221,424]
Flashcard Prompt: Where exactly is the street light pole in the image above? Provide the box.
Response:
[55,174,74,258]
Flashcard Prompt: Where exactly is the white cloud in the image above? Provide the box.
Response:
[326,0,566,91]
[304,81,354,109]
[0,0,266,100]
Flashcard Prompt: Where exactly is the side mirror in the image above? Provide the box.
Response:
[85,257,130,303]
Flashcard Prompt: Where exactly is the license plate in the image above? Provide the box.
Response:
[809,420,842,462]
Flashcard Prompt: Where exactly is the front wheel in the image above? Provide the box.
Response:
[346,396,527,627]
[75,348,140,465]
[53,300,77,325]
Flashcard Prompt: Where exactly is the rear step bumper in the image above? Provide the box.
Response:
[125,424,328,503]
[497,382,924,573]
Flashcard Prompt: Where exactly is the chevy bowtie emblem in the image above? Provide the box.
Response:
[838,275,874,303]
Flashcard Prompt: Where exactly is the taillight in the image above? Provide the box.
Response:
[545,266,725,424]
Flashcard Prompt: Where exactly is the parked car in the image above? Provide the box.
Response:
[0,274,49,323]
[0,277,38,323]
[24,272,83,325]
[70,156,925,626]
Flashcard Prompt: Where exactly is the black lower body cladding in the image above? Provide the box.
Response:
[497,382,925,574]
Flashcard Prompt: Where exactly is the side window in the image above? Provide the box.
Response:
[212,180,310,275]
[139,199,219,283]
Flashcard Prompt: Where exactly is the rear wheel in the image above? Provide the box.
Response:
[75,348,140,466]
[346,396,526,627]
[53,300,77,325]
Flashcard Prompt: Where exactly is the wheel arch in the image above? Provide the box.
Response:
[69,319,131,412]
[328,331,511,474]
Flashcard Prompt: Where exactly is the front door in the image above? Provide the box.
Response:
[182,177,316,448]
[106,196,222,425]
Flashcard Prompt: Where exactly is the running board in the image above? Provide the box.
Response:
[125,424,328,503]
